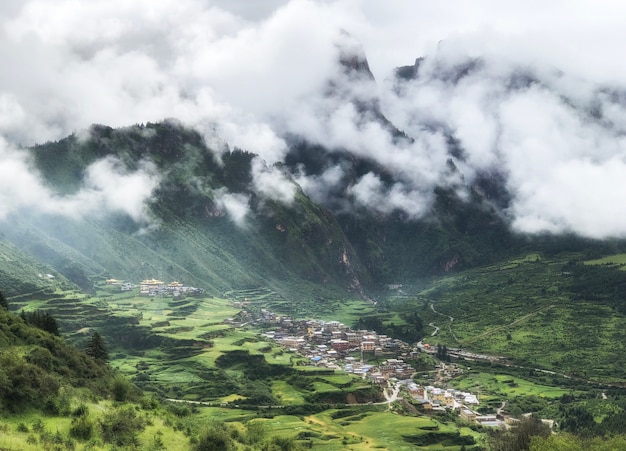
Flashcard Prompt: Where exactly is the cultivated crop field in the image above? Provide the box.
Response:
[584,253,626,268]
[12,262,626,449]
[451,372,571,400]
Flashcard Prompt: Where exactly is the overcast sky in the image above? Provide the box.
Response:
[2,0,626,237]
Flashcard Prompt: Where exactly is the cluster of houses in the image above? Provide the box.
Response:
[381,381,507,427]
[257,312,417,384]
[105,278,134,291]
[344,358,415,384]
[105,278,204,297]
[406,384,502,426]
[251,309,510,427]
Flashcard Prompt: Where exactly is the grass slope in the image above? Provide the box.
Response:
[385,252,626,383]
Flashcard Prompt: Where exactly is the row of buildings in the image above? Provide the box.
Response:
[408,383,479,408]
[106,278,204,297]
[406,384,505,427]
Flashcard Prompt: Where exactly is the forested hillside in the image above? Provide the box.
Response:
[0,118,572,304]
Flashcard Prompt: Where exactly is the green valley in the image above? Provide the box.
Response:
[2,122,626,450]
[4,246,626,450]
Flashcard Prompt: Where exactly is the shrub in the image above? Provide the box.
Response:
[100,407,146,447]
[195,431,232,451]
[167,402,192,417]
[264,435,302,450]
[71,404,89,417]
[194,422,234,451]
[32,419,45,433]
[140,395,160,410]
[26,347,55,371]
[0,352,60,409]
[70,415,94,441]
[112,376,132,402]
[44,393,71,416]
[149,432,165,450]
[246,420,267,445]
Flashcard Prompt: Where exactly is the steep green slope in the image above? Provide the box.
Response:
[382,250,626,383]
[0,122,369,303]
[283,139,524,286]
[5,120,626,308]
[0,234,75,297]
[0,302,115,412]
[336,187,517,284]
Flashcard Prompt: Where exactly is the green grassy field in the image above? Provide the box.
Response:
[295,410,481,450]
[584,253,626,268]
[13,262,626,449]
[320,299,378,325]
[394,252,626,383]
[272,380,307,405]
[0,399,190,451]
[452,372,571,399]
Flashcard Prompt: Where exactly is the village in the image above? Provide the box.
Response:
[105,278,205,297]
[103,280,505,427]
[243,308,505,428]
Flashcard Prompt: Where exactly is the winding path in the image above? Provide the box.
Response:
[429,302,457,340]
[382,382,402,410]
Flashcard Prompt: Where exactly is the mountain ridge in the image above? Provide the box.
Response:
[2,118,616,303]
[3,46,626,302]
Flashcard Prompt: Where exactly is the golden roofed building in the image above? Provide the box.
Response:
[140,278,165,295]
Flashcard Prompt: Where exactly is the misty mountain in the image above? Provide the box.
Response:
[0,119,550,300]
[0,121,372,299]
[2,43,626,301]
[0,118,516,299]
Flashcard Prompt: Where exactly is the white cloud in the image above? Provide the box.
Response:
[81,156,160,223]
[1,0,626,237]
[251,157,296,205]
[213,189,250,227]
[294,164,347,207]
[510,157,626,238]
[0,139,160,223]
[351,172,431,218]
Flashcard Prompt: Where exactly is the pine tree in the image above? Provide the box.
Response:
[0,291,8,310]
[20,310,60,335]
[85,331,108,362]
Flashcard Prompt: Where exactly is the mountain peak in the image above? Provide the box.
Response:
[335,30,375,82]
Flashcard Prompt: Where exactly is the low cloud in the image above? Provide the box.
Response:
[80,156,160,223]
[510,157,626,238]
[251,157,296,205]
[351,173,431,218]
[294,164,347,208]
[381,47,626,238]
[213,188,250,227]
[2,1,626,238]
[0,139,160,224]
